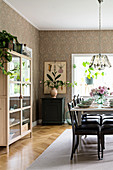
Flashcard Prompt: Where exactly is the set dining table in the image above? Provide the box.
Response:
[70,103,113,150]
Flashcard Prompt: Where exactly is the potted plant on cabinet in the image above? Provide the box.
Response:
[40,70,77,98]
[0,30,18,75]
[82,61,104,85]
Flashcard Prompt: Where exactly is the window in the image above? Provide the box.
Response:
[72,54,113,97]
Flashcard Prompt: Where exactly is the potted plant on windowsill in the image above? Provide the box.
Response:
[82,61,104,85]
[0,30,18,75]
[40,70,77,98]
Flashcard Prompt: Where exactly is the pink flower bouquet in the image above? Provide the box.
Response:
[90,86,110,98]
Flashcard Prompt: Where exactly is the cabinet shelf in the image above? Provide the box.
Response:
[9,108,21,113]
[10,118,29,128]
[10,121,20,127]
[23,118,29,123]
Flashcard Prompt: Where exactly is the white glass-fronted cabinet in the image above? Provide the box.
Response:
[0,50,32,152]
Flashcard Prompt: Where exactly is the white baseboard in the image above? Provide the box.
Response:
[32,121,38,127]
[32,119,42,127]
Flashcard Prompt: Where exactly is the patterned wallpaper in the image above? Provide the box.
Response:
[39,30,113,118]
[0,0,40,121]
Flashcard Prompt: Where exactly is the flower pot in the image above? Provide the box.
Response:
[50,88,57,98]
[85,77,93,85]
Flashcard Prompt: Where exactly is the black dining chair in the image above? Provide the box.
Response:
[73,95,102,125]
[101,113,113,124]
[101,124,113,159]
[99,112,113,158]
[68,102,101,160]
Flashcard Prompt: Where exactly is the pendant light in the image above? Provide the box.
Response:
[89,0,112,70]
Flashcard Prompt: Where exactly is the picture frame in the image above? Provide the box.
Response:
[44,61,66,94]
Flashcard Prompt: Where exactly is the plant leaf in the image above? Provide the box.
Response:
[73,64,76,69]
[87,75,91,79]
[52,72,55,77]
[47,74,53,82]
[55,74,61,80]
[82,62,86,67]
[101,72,104,76]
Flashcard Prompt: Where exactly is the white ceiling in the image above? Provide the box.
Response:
[3,0,113,30]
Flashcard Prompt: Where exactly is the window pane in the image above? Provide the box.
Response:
[9,111,21,140]
[9,83,21,110]
[22,109,30,132]
[9,56,20,81]
[22,84,30,107]
[22,58,31,82]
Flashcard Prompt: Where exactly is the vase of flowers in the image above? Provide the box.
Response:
[90,86,110,104]
[50,88,58,98]
[40,70,77,98]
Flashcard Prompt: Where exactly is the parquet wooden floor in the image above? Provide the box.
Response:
[0,124,71,170]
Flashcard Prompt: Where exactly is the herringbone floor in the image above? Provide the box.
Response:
[0,124,71,170]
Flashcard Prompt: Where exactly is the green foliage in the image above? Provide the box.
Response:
[101,72,104,76]
[82,61,90,67]
[0,30,18,75]
[40,70,77,89]
[82,61,104,80]
[47,74,53,82]
[73,64,76,69]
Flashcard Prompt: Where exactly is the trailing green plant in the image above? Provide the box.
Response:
[0,30,18,75]
[82,61,104,79]
[40,70,77,89]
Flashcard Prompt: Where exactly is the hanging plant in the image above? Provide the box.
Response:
[82,61,104,79]
[0,30,18,75]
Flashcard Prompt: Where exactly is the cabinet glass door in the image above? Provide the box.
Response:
[22,109,30,133]
[9,83,21,110]
[9,111,21,140]
[22,84,31,107]
[9,56,20,81]
[22,58,31,82]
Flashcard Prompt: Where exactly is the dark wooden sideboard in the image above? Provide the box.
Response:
[42,98,65,125]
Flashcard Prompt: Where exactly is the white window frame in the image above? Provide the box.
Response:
[72,53,113,99]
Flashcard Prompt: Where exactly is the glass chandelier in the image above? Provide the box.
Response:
[89,0,112,70]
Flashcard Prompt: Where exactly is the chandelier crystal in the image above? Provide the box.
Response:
[89,0,112,70]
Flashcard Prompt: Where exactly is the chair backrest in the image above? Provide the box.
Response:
[73,95,77,106]
[68,102,79,129]
[73,94,82,106]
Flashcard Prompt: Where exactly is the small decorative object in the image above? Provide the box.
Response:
[90,86,111,104]
[22,44,27,55]
[85,77,93,85]
[13,104,17,109]
[13,43,22,54]
[109,98,113,107]
[50,88,57,98]
[9,118,15,125]
[22,44,32,57]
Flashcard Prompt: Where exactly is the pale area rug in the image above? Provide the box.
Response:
[27,129,113,170]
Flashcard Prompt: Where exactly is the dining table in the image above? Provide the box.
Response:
[70,103,113,150]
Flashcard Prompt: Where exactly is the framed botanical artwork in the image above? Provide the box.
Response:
[44,61,66,94]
